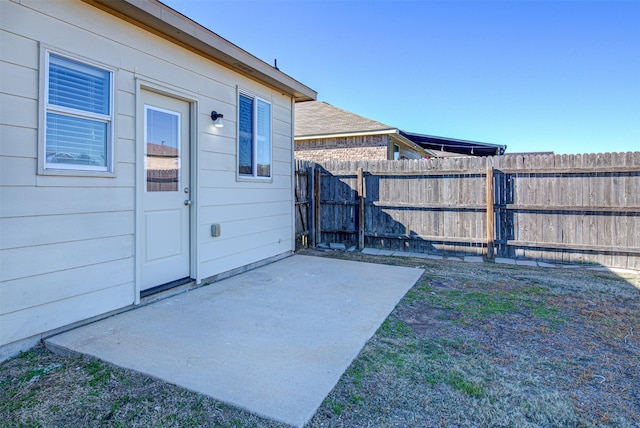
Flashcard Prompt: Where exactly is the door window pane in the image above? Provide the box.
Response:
[145,106,180,192]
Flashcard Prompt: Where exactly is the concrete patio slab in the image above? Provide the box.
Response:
[402,252,430,259]
[516,260,538,267]
[376,249,395,256]
[46,255,423,427]
[537,262,556,268]
[360,247,379,255]
[328,243,347,250]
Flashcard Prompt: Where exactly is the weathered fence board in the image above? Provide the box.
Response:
[295,152,640,269]
[294,162,309,249]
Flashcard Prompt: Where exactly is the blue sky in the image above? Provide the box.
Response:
[161,0,639,155]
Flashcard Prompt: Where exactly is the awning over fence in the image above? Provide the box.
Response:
[400,131,507,157]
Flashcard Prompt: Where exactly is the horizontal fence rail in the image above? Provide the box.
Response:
[295,152,640,270]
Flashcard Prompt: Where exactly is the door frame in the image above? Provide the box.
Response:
[134,78,199,303]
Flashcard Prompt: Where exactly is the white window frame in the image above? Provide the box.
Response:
[38,46,115,176]
[237,89,272,181]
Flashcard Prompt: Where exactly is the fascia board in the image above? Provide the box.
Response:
[295,129,399,141]
[84,0,317,101]
[390,132,435,157]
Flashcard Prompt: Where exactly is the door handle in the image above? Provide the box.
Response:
[184,199,192,206]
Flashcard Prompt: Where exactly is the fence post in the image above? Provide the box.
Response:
[314,167,321,246]
[357,167,365,250]
[307,165,315,248]
[486,166,495,258]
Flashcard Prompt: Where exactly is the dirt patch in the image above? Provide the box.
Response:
[2,249,639,427]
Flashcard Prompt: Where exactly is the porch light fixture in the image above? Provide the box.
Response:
[210,111,224,128]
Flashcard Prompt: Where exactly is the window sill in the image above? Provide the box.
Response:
[236,175,273,183]
[38,167,117,178]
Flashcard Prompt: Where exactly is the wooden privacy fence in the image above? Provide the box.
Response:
[294,153,640,270]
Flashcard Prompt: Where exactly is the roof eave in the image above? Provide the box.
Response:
[83,0,317,102]
[295,128,399,140]
[389,132,435,157]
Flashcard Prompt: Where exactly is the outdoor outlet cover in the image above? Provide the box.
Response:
[211,224,221,237]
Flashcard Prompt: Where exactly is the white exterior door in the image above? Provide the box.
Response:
[140,90,191,290]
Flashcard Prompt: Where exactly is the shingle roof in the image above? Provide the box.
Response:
[295,100,507,156]
[295,101,396,137]
[147,143,178,157]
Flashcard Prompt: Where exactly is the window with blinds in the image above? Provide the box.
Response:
[238,91,271,179]
[44,53,113,171]
[238,94,254,175]
[256,100,271,178]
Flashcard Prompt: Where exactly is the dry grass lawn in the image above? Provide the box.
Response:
[2,250,639,427]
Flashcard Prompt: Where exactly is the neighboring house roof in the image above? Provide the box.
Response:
[86,0,316,102]
[295,101,507,157]
[295,101,395,137]
[295,101,431,157]
[147,143,178,157]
